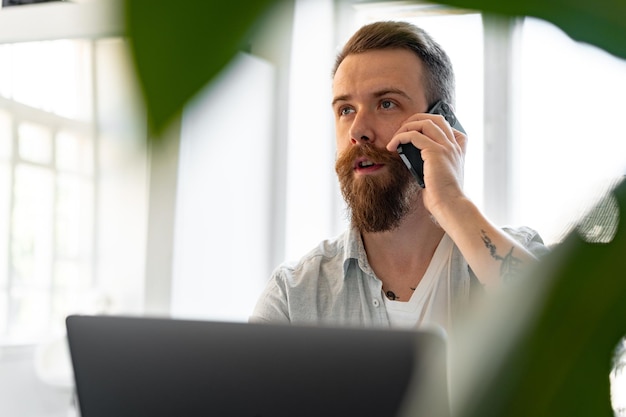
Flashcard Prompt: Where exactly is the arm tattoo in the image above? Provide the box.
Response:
[480,229,523,282]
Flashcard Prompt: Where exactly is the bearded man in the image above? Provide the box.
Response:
[250,21,547,333]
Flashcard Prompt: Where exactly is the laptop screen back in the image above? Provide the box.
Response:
[66,315,448,417]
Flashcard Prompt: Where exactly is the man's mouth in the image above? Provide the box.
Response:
[354,158,383,172]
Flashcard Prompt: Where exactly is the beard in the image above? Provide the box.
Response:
[335,143,420,233]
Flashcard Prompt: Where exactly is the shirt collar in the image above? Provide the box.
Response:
[342,226,375,278]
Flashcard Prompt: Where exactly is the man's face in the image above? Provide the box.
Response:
[331,49,430,232]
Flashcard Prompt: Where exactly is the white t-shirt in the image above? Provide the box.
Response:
[383,234,454,330]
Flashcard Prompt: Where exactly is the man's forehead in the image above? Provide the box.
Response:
[332,50,424,101]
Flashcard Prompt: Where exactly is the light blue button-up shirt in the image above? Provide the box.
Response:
[251,226,548,332]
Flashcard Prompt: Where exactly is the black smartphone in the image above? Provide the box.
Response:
[397,101,466,188]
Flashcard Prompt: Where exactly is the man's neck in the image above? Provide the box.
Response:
[360,203,445,301]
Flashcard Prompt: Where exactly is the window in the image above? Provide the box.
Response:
[0,37,148,344]
[0,40,95,343]
[511,17,626,244]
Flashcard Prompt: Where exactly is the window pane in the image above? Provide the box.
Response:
[0,294,6,338]
[0,110,11,160]
[0,164,9,288]
[0,45,12,99]
[56,173,93,262]
[18,122,53,165]
[8,287,51,341]
[54,260,91,288]
[56,130,94,174]
[12,164,54,286]
[2,40,93,121]
[512,18,626,244]
[51,287,94,335]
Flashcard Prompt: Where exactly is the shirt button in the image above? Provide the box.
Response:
[373,299,380,307]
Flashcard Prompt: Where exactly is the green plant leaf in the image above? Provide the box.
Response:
[447,178,626,417]
[441,0,626,60]
[123,0,277,135]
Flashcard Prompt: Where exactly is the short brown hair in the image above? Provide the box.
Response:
[333,21,456,108]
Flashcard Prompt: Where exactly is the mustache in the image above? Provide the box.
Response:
[336,143,401,169]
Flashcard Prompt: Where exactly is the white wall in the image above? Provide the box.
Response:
[283,0,345,262]
[95,37,148,316]
[171,53,275,322]
[169,0,345,322]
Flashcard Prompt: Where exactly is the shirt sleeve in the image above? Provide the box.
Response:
[249,267,291,324]
[503,225,551,258]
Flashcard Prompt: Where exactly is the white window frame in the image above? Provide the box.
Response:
[0,0,166,343]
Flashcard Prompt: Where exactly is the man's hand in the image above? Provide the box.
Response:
[386,112,467,219]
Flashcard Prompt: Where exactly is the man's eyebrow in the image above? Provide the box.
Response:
[373,88,412,101]
[331,94,350,106]
[331,88,412,106]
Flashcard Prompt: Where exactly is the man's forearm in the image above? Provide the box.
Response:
[431,196,538,288]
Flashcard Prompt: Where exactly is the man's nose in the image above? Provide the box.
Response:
[349,112,375,145]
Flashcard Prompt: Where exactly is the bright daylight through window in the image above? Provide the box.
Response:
[0,40,95,343]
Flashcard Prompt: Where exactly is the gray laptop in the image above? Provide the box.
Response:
[66,315,449,417]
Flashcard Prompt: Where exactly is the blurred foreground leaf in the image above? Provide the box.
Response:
[445,178,626,417]
[442,0,626,60]
[123,0,276,135]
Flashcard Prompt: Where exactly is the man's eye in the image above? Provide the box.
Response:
[381,100,396,110]
[340,107,354,116]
